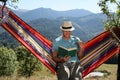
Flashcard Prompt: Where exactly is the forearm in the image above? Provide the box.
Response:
[52,51,66,63]
[78,48,84,59]
[52,57,64,63]
[78,41,85,60]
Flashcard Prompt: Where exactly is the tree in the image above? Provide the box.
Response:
[0,46,18,76]
[0,0,18,18]
[15,46,42,78]
[98,0,120,80]
[0,0,19,8]
[98,0,120,28]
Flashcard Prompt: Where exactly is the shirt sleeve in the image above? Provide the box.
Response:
[52,40,58,52]
[73,36,82,43]
[76,36,82,42]
[74,36,82,51]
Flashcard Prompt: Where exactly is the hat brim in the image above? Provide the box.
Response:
[60,26,75,31]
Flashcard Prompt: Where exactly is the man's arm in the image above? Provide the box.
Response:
[78,41,85,60]
[52,51,70,63]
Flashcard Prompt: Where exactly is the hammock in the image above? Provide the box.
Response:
[0,6,119,77]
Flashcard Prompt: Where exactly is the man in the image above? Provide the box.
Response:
[52,21,84,80]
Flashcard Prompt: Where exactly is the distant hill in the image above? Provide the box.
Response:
[12,9,29,16]
[28,13,106,42]
[28,18,89,41]
[14,8,94,22]
[0,7,107,47]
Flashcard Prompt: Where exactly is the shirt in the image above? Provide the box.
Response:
[52,35,81,62]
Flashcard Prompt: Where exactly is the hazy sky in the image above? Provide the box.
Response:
[13,0,102,13]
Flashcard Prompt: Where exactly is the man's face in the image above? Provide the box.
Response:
[62,30,72,39]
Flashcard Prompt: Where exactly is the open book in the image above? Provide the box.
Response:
[58,46,77,57]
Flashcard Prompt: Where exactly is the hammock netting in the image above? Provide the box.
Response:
[0,6,119,78]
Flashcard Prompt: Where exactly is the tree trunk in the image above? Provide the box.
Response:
[111,27,120,43]
[111,27,120,80]
[117,48,120,80]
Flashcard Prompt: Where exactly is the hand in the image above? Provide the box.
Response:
[78,41,85,48]
[61,55,71,62]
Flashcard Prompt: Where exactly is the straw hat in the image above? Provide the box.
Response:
[60,21,75,31]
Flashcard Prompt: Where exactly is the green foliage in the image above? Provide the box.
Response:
[7,0,18,9]
[0,31,20,48]
[0,46,18,76]
[98,0,120,29]
[98,1,120,80]
[15,46,42,78]
[11,0,19,2]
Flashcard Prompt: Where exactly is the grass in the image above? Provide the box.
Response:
[84,64,117,80]
[0,64,118,80]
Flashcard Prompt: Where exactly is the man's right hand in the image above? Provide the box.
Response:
[61,55,71,62]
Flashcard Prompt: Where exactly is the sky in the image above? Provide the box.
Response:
[0,0,116,13]
[12,0,102,13]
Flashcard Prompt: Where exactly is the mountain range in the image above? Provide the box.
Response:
[13,8,94,22]
[0,7,107,47]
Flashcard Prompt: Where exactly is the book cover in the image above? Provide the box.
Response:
[58,46,77,57]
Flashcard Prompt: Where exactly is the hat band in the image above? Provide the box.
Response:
[62,26,72,29]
